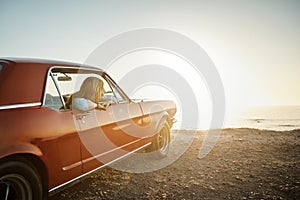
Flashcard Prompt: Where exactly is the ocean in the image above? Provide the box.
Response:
[224,106,300,131]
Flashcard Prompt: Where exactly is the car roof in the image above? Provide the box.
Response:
[0,57,105,107]
[0,57,102,71]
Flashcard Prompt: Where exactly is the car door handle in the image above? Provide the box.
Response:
[75,112,90,120]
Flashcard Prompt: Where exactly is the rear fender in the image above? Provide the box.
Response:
[0,143,42,160]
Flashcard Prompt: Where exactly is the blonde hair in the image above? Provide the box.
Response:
[65,77,104,109]
[75,77,104,103]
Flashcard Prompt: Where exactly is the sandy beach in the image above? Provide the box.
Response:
[49,128,300,199]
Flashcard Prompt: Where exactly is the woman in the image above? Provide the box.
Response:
[66,77,110,111]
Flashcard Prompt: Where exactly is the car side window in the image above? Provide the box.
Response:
[44,67,130,110]
[104,75,129,104]
[44,74,64,110]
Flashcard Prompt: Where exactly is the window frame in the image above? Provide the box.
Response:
[103,74,131,104]
[42,66,131,110]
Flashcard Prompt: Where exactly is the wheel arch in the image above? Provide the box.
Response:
[0,142,43,160]
[155,111,170,133]
[0,151,49,197]
[21,153,49,193]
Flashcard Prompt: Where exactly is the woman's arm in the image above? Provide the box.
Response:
[73,98,97,111]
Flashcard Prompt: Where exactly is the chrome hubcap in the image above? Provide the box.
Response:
[158,125,169,154]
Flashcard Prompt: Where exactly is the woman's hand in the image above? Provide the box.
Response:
[97,100,113,110]
[96,102,106,110]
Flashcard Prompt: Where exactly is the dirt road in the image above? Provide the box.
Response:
[50,129,300,199]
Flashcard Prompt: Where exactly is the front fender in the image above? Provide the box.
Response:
[155,111,169,134]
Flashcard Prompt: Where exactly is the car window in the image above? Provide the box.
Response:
[44,74,64,110]
[104,75,129,104]
[53,72,105,98]
[45,67,129,110]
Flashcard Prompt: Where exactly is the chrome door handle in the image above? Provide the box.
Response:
[75,112,90,120]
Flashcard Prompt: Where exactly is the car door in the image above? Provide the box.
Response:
[41,70,83,188]
[75,73,151,173]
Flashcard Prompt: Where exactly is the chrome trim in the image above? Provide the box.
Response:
[81,137,146,165]
[62,137,146,171]
[61,161,82,171]
[42,68,52,106]
[50,72,66,109]
[0,102,41,110]
[48,65,104,72]
[49,142,151,193]
[172,118,177,123]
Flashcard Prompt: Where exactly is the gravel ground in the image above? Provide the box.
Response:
[49,128,300,199]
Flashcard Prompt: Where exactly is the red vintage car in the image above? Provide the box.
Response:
[0,58,176,199]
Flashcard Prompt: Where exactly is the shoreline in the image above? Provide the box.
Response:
[173,127,300,133]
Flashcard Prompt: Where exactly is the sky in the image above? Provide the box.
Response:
[1,0,299,114]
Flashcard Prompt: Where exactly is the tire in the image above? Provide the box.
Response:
[149,122,171,158]
[0,157,44,200]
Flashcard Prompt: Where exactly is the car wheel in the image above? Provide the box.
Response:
[0,158,43,200]
[150,122,171,158]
